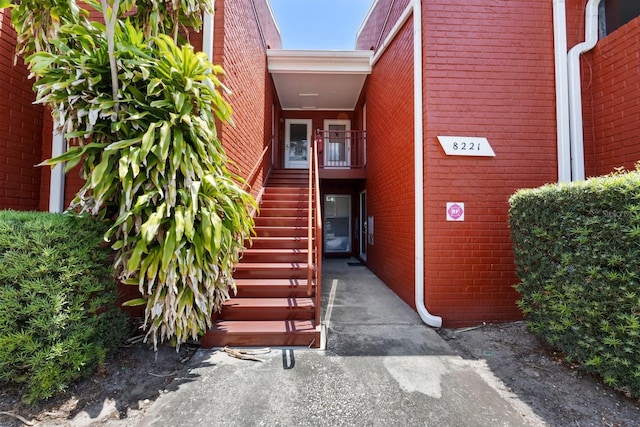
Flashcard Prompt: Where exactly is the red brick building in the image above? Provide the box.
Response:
[1,0,639,333]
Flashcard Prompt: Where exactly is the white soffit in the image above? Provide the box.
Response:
[267,50,372,111]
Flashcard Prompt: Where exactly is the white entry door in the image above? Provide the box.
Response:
[324,119,351,168]
[284,119,312,169]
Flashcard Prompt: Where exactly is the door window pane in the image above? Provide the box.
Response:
[325,195,351,253]
[327,124,346,162]
[289,123,308,161]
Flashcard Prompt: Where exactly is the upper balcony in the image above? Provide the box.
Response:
[315,129,366,180]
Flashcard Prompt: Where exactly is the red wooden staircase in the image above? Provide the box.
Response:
[200,169,322,348]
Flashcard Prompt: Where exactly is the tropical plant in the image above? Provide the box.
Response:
[2,1,255,348]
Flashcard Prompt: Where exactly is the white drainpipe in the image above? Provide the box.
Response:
[553,0,571,183]
[48,130,65,213]
[413,0,442,328]
[567,0,602,181]
[369,0,441,327]
[203,11,215,63]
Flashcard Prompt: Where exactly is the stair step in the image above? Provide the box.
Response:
[269,169,309,180]
[254,217,307,228]
[268,174,307,179]
[254,226,308,237]
[241,248,308,263]
[262,195,307,202]
[268,180,308,187]
[261,200,309,209]
[248,237,309,249]
[234,262,309,279]
[264,187,309,195]
[258,208,309,218]
[233,278,310,298]
[266,176,309,182]
[221,297,315,321]
[201,320,321,348]
[270,168,307,174]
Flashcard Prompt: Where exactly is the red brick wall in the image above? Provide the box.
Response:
[215,0,278,194]
[422,0,558,326]
[254,0,281,50]
[583,15,640,176]
[359,0,559,326]
[356,0,410,51]
[0,10,44,211]
[362,19,416,307]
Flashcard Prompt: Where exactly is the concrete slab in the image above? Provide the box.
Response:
[140,258,545,426]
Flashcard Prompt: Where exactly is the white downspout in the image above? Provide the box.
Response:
[203,11,215,63]
[568,0,602,181]
[413,0,442,328]
[553,0,571,183]
[48,130,65,213]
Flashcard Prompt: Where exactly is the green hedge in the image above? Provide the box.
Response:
[0,211,129,404]
[509,170,640,397]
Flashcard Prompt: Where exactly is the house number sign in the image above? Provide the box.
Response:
[437,136,495,157]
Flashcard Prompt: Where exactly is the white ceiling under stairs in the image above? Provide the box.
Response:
[267,50,372,111]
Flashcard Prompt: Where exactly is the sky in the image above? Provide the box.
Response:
[267,0,375,50]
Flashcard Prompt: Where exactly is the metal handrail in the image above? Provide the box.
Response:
[242,137,273,192]
[314,129,366,169]
[313,139,323,323]
[307,142,314,296]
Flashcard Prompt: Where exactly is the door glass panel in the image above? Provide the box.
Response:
[285,120,311,169]
[325,195,351,253]
[327,124,346,163]
[324,120,351,168]
[288,123,308,162]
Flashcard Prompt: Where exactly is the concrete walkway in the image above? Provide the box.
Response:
[141,259,545,426]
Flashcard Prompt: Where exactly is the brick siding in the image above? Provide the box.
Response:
[422,0,558,326]
[359,0,559,326]
[0,10,44,211]
[584,15,640,176]
[214,0,279,194]
[362,18,417,307]
[356,0,410,51]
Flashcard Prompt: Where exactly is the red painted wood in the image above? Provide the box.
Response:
[233,278,310,298]
[233,263,309,280]
[248,236,309,249]
[241,248,308,263]
[203,170,320,347]
[257,208,309,218]
[201,320,321,348]
[254,217,308,228]
[253,226,309,237]
[221,297,315,321]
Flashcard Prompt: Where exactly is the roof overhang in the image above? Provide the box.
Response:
[267,50,373,111]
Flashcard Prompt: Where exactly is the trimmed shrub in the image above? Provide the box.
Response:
[0,211,129,404]
[509,169,640,397]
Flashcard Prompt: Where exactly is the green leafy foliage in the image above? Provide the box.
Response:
[0,211,129,404]
[120,0,213,39]
[3,0,89,59]
[3,0,212,60]
[27,17,254,349]
[509,168,640,398]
